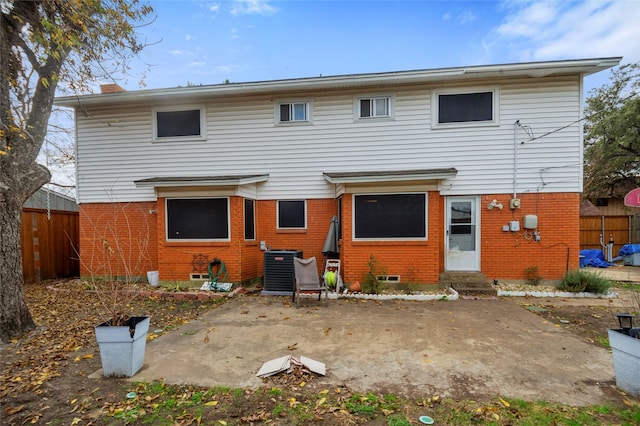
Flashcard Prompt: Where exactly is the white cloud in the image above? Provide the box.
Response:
[486,1,640,64]
[209,3,220,13]
[187,62,207,67]
[442,12,452,21]
[185,34,193,41]
[230,0,277,16]
[457,10,477,24]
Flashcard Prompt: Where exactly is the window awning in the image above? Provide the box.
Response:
[322,168,457,184]
[134,174,269,188]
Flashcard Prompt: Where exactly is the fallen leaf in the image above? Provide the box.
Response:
[5,405,25,415]
[204,335,210,344]
[204,401,218,406]
[499,397,510,407]
[287,342,298,350]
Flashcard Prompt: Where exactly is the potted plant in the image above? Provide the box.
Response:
[608,289,640,397]
[95,314,150,377]
[83,205,153,377]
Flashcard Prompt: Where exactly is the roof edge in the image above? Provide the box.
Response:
[55,57,623,107]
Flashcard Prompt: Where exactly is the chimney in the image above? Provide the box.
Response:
[100,84,126,94]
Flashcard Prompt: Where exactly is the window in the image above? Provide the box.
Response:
[433,88,498,126]
[166,198,229,240]
[278,102,309,123]
[153,106,205,140]
[354,193,426,239]
[277,200,306,229]
[244,199,255,240]
[358,96,391,118]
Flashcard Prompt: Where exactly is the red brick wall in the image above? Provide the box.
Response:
[156,196,256,282]
[79,202,157,278]
[340,192,443,284]
[78,192,579,284]
[255,198,339,276]
[479,192,580,281]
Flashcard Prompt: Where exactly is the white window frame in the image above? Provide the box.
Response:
[432,86,499,128]
[275,100,312,125]
[165,197,230,242]
[152,105,207,141]
[352,192,428,241]
[277,199,307,229]
[355,94,394,120]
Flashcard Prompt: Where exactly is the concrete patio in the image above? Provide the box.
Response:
[130,293,627,407]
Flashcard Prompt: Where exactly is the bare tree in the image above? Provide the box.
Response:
[0,0,153,342]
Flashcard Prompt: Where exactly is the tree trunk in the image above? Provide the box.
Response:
[0,188,36,342]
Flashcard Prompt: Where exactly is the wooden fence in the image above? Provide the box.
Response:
[21,208,79,283]
[580,214,639,257]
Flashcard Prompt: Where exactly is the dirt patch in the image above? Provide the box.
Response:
[0,281,224,425]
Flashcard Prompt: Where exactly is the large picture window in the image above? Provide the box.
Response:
[154,107,205,140]
[277,200,306,229]
[433,88,498,127]
[354,193,426,239]
[244,199,255,240]
[166,198,229,240]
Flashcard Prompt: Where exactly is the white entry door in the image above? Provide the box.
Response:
[445,197,480,271]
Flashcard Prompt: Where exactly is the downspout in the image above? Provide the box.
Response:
[513,120,519,199]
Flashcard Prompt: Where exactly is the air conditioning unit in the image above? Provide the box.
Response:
[262,250,303,295]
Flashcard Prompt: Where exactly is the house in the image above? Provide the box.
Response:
[54,57,621,287]
[22,187,79,282]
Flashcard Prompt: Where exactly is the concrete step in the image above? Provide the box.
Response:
[439,272,489,286]
[439,271,496,296]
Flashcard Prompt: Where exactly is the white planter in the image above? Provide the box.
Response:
[95,316,150,377]
[608,328,640,398]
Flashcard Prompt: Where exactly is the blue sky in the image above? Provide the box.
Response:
[125,0,640,94]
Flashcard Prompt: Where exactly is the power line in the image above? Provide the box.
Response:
[525,90,638,143]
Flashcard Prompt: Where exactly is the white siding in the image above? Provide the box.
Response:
[75,76,582,203]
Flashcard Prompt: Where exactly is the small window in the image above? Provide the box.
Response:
[244,199,255,240]
[354,193,426,239]
[166,198,229,240]
[277,200,306,229]
[278,102,309,123]
[358,96,391,118]
[154,107,205,140]
[434,88,498,126]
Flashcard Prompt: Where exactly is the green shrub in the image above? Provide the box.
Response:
[559,270,612,294]
[362,254,383,294]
